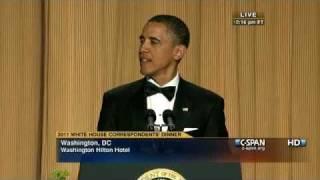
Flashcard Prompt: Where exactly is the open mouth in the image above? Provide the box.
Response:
[139,57,152,63]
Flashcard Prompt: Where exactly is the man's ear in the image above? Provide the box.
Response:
[173,45,187,61]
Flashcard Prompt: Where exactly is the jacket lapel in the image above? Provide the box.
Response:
[173,78,191,131]
[129,78,148,131]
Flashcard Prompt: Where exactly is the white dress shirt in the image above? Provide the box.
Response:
[146,73,179,131]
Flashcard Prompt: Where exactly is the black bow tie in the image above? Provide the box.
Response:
[144,81,176,101]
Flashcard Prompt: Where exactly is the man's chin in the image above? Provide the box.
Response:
[140,69,153,77]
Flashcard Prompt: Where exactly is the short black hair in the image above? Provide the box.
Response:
[148,15,190,48]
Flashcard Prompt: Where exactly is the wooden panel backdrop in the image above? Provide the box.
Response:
[0,0,319,179]
[0,0,43,179]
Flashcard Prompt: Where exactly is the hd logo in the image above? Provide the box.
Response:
[235,138,266,151]
[287,138,307,147]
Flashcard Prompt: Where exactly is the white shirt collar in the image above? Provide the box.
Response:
[147,73,180,88]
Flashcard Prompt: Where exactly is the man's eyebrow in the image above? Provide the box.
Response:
[139,35,161,42]
[149,36,160,42]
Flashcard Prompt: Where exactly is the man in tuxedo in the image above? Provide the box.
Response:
[79,15,241,180]
[98,15,227,137]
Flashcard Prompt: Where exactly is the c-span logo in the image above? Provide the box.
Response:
[137,168,185,180]
[235,138,266,151]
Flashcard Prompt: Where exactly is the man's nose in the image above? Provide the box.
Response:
[139,41,149,53]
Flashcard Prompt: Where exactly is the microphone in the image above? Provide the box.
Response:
[146,109,156,131]
[163,109,175,131]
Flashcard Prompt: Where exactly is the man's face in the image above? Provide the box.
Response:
[139,22,180,80]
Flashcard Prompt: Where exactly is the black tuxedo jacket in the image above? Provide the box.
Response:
[79,77,242,180]
[98,77,228,137]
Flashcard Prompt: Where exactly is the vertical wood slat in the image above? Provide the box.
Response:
[0,0,43,179]
[230,1,258,179]
[291,1,320,179]
[255,0,292,179]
